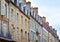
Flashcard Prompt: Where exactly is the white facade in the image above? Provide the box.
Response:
[42,27,48,42]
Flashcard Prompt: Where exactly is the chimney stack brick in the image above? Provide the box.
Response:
[26,1,31,7]
[23,0,26,4]
[41,16,46,22]
[53,28,57,34]
[50,26,52,29]
[33,7,38,14]
[46,22,49,26]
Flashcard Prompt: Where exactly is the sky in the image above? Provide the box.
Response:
[26,0,60,39]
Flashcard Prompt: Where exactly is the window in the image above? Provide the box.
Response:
[11,9,14,22]
[21,16,23,27]
[11,25,15,40]
[28,33,30,42]
[38,36,41,42]
[16,27,19,40]
[28,21,30,29]
[30,31,34,40]
[20,29,23,41]
[1,0,5,15]
[25,31,27,40]
[25,19,27,28]
[2,22,7,37]
[5,4,7,18]
[11,9,13,17]
[16,13,19,23]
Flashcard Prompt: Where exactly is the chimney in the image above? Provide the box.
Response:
[26,1,31,7]
[49,26,52,29]
[53,28,57,34]
[23,0,26,4]
[33,7,38,14]
[41,16,46,22]
[46,22,49,26]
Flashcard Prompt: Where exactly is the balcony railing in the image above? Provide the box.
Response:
[0,32,16,42]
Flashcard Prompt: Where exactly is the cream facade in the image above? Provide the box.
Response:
[8,1,30,42]
[42,27,48,42]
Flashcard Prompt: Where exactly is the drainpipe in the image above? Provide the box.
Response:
[1,19,2,36]
[7,0,11,39]
[1,16,3,37]
[48,32,49,42]
[42,27,43,42]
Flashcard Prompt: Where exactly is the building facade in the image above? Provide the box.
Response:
[42,16,59,42]
[0,0,59,42]
[0,0,30,42]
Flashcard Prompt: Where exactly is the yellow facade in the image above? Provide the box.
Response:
[8,2,30,42]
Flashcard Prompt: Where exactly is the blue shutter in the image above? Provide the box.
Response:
[27,10,28,15]
[38,16,40,23]
[19,3,22,7]
[33,11,34,17]
[36,14,37,20]
[23,7,25,13]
